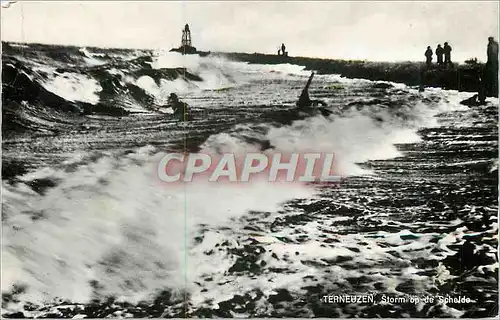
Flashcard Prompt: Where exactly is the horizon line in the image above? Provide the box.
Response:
[1,40,487,65]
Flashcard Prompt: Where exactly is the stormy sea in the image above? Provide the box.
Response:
[2,42,498,318]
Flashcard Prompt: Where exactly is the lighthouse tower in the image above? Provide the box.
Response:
[181,24,192,47]
[170,23,207,55]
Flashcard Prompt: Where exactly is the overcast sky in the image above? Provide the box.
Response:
[1,1,499,62]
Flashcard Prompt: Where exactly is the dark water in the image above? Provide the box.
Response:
[1,43,498,318]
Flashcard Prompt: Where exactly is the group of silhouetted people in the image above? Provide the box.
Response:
[277,43,288,57]
[425,42,452,66]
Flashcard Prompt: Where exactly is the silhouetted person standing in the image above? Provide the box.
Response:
[425,46,433,66]
[485,37,499,97]
[443,42,452,66]
[487,36,499,68]
[436,44,444,65]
